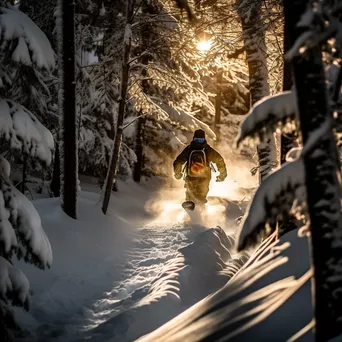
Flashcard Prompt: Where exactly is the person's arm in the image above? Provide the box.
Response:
[173,146,190,178]
[208,147,227,180]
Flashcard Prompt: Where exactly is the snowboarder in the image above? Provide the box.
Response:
[173,129,227,208]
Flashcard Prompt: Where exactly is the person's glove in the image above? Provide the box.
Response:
[216,173,226,182]
[174,172,182,180]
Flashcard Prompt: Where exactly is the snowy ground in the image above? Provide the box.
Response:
[13,175,251,342]
[11,170,330,341]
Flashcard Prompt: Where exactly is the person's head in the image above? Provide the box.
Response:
[193,129,206,144]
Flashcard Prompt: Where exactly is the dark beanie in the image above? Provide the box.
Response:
[193,129,205,139]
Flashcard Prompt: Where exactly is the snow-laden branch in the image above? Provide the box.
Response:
[0,256,30,310]
[0,157,52,269]
[157,102,216,139]
[235,91,298,148]
[0,6,55,70]
[122,112,149,130]
[238,119,332,251]
[0,99,54,165]
[237,158,306,251]
[0,66,11,88]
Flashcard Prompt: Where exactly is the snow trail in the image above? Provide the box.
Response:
[72,222,235,342]
[27,221,201,342]
[80,223,191,328]
[15,179,251,342]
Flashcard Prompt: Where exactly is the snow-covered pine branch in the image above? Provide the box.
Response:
[0,99,54,165]
[0,156,52,269]
[237,158,306,251]
[235,91,298,148]
[0,66,11,88]
[0,256,30,310]
[0,5,55,70]
[159,103,216,140]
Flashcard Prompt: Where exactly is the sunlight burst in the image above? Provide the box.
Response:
[196,40,212,52]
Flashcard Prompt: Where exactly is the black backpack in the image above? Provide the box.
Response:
[187,148,208,178]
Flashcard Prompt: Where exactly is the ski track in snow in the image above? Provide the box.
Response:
[82,223,191,326]
[16,178,248,342]
[30,222,197,342]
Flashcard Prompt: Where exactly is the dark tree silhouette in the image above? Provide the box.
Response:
[278,1,299,237]
[57,0,78,218]
[285,0,342,339]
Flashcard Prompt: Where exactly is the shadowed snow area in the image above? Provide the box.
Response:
[138,230,313,342]
[13,176,252,342]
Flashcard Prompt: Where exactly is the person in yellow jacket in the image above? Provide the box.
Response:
[173,129,227,205]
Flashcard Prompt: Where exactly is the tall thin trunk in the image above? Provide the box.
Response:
[133,0,154,183]
[57,0,78,219]
[50,143,60,197]
[278,2,298,237]
[133,113,144,183]
[214,68,223,140]
[238,0,277,183]
[280,2,295,164]
[285,0,342,339]
[21,153,27,194]
[102,0,134,214]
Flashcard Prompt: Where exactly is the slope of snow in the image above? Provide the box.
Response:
[82,227,242,342]
[13,191,133,339]
[12,178,248,342]
[139,230,314,341]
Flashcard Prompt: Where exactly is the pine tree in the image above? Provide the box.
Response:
[285,0,342,339]
[102,0,135,214]
[235,0,342,338]
[237,0,277,182]
[0,4,54,337]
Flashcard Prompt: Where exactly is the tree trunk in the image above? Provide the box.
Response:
[50,143,60,197]
[133,114,144,183]
[21,153,27,194]
[278,1,299,237]
[238,0,277,183]
[133,0,154,183]
[285,0,342,339]
[57,0,78,219]
[280,2,295,165]
[214,68,223,141]
[102,0,134,214]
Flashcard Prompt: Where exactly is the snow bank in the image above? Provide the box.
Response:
[84,227,245,342]
[139,230,313,341]
[13,192,132,338]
